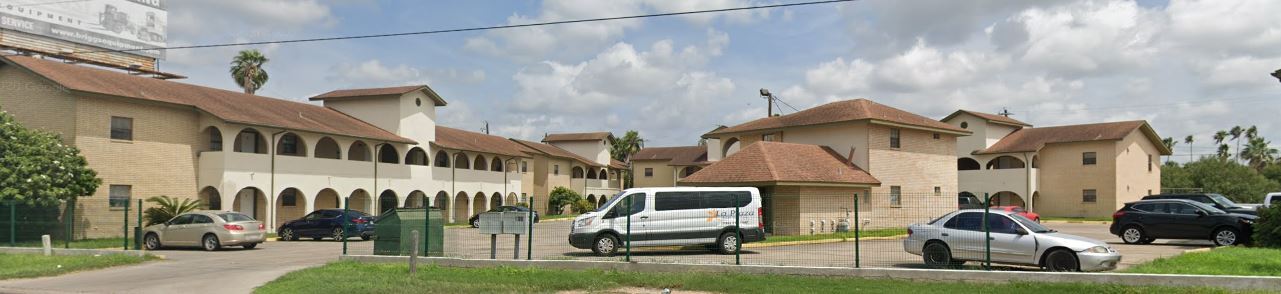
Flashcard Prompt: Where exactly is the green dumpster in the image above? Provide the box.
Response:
[373,208,444,256]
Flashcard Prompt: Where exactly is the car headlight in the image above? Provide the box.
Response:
[1240,219,1255,225]
[1086,246,1111,254]
[575,218,593,228]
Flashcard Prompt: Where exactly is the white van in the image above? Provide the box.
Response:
[568,187,766,256]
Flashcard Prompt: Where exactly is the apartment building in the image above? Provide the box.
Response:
[941,110,1171,218]
[629,146,708,187]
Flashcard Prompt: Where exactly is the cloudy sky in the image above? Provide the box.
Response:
[160,0,1281,161]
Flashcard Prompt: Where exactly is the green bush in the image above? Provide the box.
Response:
[1254,205,1281,248]
[570,199,593,214]
[1161,158,1279,203]
[548,187,582,215]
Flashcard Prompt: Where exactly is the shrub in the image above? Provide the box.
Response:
[571,199,593,214]
[547,187,582,215]
[143,196,202,226]
[1255,205,1281,248]
[1161,158,1279,203]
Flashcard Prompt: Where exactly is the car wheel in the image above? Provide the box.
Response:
[243,243,258,249]
[143,233,161,250]
[1120,226,1146,244]
[280,228,296,241]
[332,228,346,241]
[1212,227,1240,246]
[471,218,480,228]
[202,234,221,251]
[361,234,372,241]
[922,242,957,269]
[717,232,740,255]
[1043,249,1080,272]
[592,234,619,257]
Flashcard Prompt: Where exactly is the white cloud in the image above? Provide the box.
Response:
[1165,0,1281,57]
[325,60,486,88]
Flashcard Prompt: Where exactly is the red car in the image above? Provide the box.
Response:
[992,206,1040,222]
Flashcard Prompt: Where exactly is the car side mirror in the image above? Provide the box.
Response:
[1195,210,1208,216]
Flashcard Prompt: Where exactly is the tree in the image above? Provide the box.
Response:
[230,49,269,95]
[143,195,202,226]
[610,130,645,189]
[547,186,583,215]
[1216,144,1231,159]
[1161,137,1176,163]
[1230,126,1244,163]
[0,107,101,206]
[1160,158,1279,203]
[1183,135,1194,162]
[1272,68,1281,84]
[1240,137,1278,172]
[1246,126,1259,140]
[1213,130,1228,145]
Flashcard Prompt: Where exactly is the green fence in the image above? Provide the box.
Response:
[1,198,140,250]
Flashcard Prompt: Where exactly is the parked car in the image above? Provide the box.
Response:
[469,206,539,228]
[958,194,983,210]
[1111,199,1257,246]
[1141,193,1257,215]
[1262,192,1281,209]
[904,209,1120,272]
[570,187,766,256]
[992,206,1040,222]
[142,211,265,251]
[277,209,376,241]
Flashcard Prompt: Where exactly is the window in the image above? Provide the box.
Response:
[521,161,528,173]
[279,134,300,155]
[702,191,751,208]
[191,215,214,224]
[889,128,901,148]
[655,192,701,211]
[110,116,132,140]
[644,168,653,177]
[1148,155,1153,172]
[944,212,983,231]
[281,190,297,206]
[1082,189,1097,203]
[934,186,942,196]
[1131,203,1157,212]
[762,133,777,142]
[109,185,131,209]
[889,186,902,206]
[415,98,422,106]
[987,214,1020,234]
[960,121,969,129]
[932,133,940,140]
[168,214,194,225]
[553,164,559,175]
[1166,203,1199,215]
[209,129,222,151]
[608,193,646,218]
[1082,152,1097,165]
[957,158,981,170]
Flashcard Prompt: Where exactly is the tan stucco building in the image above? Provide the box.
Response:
[941,110,1172,218]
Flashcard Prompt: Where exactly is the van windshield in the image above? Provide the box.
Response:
[594,191,627,213]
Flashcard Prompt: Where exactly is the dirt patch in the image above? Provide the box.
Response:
[558,287,718,294]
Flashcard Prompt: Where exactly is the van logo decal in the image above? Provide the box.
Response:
[706,210,718,222]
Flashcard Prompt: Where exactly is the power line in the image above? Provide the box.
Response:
[71,0,856,54]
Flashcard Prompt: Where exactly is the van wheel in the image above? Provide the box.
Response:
[1213,228,1240,246]
[1043,249,1080,272]
[592,234,619,257]
[717,232,740,254]
[1120,226,1146,244]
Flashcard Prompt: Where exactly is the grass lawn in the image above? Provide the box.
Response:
[759,228,907,244]
[1124,247,1281,277]
[540,214,578,221]
[7,237,128,249]
[0,253,154,280]
[1041,216,1112,222]
[256,262,1257,294]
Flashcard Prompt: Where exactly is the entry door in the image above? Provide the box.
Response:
[238,190,257,219]
[606,193,648,246]
[986,214,1038,264]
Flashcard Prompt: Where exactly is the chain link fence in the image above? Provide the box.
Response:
[1,199,141,250]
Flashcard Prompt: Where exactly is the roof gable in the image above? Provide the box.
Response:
[709,99,968,136]
[309,85,448,106]
[941,110,1031,127]
[978,120,1171,155]
[543,132,614,143]
[632,146,708,166]
[512,139,604,167]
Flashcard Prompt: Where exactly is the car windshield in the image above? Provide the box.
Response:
[217,213,254,222]
[1187,201,1228,214]
[1011,214,1053,233]
[1208,194,1239,207]
[594,191,627,213]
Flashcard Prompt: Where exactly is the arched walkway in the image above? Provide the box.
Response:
[454,153,470,169]
[233,187,267,221]
[275,188,307,227]
[587,169,597,179]
[452,192,470,223]
[599,169,608,180]
[275,132,307,157]
[378,190,399,215]
[434,150,450,167]
[572,167,585,178]
[348,189,373,213]
[490,157,503,172]
[406,191,427,208]
[681,166,702,177]
[586,194,597,209]
[315,189,340,210]
[991,191,1026,207]
[202,127,223,152]
[473,155,487,171]
[349,141,371,161]
[233,128,267,154]
[490,192,502,209]
[315,137,341,159]
[958,158,981,170]
[434,191,449,213]
[199,186,221,210]
[472,192,486,216]
[378,145,400,164]
[597,196,607,207]
[406,147,429,166]
[506,193,517,206]
[986,156,1026,170]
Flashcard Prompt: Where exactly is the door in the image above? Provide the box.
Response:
[1165,203,1209,238]
[941,212,986,261]
[184,214,217,243]
[986,214,1038,264]
[162,214,196,246]
[237,190,257,217]
[294,211,322,236]
[604,192,648,246]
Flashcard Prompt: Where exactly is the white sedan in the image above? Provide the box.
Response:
[903,209,1120,272]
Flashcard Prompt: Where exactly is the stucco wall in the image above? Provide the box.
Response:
[631,160,676,188]
[1114,131,1162,208]
[550,140,611,165]
[776,121,872,169]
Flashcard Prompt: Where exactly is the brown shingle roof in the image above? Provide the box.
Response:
[708,99,968,136]
[511,139,604,167]
[1,56,415,144]
[543,132,614,142]
[433,126,529,157]
[309,85,447,106]
[977,120,1171,155]
[941,110,1031,127]
[680,142,880,186]
[609,159,628,169]
[632,146,707,166]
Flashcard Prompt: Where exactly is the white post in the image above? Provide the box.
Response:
[409,230,419,274]
[41,235,52,256]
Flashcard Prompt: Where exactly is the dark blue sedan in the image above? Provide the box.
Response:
[277,209,376,241]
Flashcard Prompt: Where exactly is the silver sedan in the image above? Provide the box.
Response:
[143,211,266,251]
[903,209,1120,272]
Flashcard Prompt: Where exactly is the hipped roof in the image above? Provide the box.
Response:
[707,99,969,137]
[433,126,529,157]
[679,141,880,187]
[977,120,1172,155]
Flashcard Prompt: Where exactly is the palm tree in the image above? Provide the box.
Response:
[1217,144,1232,159]
[143,195,202,226]
[1161,137,1176,163]
[1240,137,1278,171]
[1213,130,1228,145]
[1272,68,1281,83]
[1230,126,1244,163]
[610,130,645,189]
[1183,135,1194,162]
[230,49,269,95]
[1246,126,1258,140]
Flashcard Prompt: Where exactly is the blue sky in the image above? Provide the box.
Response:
[160,0,1281,161]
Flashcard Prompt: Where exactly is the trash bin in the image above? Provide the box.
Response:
[373,208,444,256]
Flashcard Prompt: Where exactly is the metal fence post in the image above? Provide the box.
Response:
[983,192,991,271]
[123,200,129,250]
[342,197,350,255]
[8,200,15,247]
[625,195,632,262]
[854,193,860,268]
[134,199,142,250]
[65,201,72,249]
[527,196,533,261]
[423,194,430,257]
[734,194,741,265]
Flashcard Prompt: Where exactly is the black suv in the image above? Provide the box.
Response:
[1110,199,1257,246]
[1141,193,1256,215]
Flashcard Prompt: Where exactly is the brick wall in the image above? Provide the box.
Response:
[866,124,959,195]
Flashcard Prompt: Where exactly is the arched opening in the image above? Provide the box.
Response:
[958,158,981,170]
[586,169,597,179]
[985,156,1026,170]
[597,195,607,207]
[348,141,371,161]
[275,132,307,156]
[571,167,585,178]
[722,137,741,157]
[275,188,307,226]
[433,191,449,213]
[202,127,223,152]
[434,150,450,167]
[315,137,341,159]
[378,190,399,215]
[232,187,267,221]
[1031,155,1039,168]
[405,147,429,166]
[348,189,372,214]
[233,128,267,154]
[472,192,486,217]
[315,189,340,210]
[452,192,469,223]
[490,157,503,172]
[506,193,517,206]
[406,191,427,208]
[473,155,487,171]
[991,191,1026,207]
[199,186,221,210]
[1030,191,1041,212]
[378,145,400,164]
[586,194,597,209]
[599,169,608,180]
[490,192,502,209]
[681,166,702,177]
[454,153,471,169]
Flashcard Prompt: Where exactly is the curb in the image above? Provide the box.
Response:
[745,235,907,248]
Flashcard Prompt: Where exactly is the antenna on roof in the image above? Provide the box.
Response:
[998,108,1014,117]
[482,121,490,134]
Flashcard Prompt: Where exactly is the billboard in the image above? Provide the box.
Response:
[0,0,166,58]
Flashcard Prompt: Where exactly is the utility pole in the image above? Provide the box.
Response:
[760,88,774,118]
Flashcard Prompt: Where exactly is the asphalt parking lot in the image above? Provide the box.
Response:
[0,221,1210,294]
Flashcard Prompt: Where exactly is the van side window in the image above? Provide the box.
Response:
[703,191,750,208]
[655,192,701,211]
